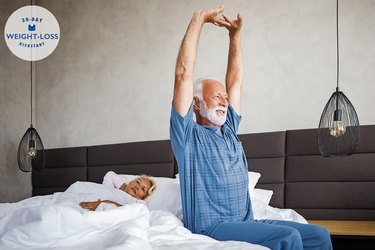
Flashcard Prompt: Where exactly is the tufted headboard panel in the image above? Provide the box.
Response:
[285,125,375,220]
[239,131,286,208]
[86,140,175,183]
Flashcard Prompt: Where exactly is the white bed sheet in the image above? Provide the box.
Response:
[0,192,268,250]
[0,180,308,250]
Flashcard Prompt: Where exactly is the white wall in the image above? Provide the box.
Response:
[1,0,375,202]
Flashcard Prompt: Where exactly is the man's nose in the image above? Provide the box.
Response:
[219,97,228,106]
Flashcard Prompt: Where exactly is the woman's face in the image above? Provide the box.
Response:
[125,177,152,200]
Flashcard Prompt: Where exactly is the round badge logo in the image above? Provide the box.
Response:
[4,5,60,61]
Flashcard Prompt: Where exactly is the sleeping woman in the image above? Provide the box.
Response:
[79,172,156,211]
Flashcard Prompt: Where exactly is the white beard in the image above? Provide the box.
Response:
[199,101,227,126]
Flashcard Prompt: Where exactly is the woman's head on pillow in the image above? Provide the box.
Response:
[125,175,156,200]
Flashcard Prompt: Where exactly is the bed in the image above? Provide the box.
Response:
[1,125,374,249]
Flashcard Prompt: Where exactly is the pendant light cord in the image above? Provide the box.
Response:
[336,0,339,90]
[30,0,33,126]
[31,60,33,126]
[335,0,340,111]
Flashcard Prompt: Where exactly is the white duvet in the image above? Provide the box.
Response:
[0,182,305,250]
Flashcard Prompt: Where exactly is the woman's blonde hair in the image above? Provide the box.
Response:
[137,175,156,198]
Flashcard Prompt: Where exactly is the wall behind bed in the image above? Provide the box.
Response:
[35,0,375,149]
[1,0,375,202]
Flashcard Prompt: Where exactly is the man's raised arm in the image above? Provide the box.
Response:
[173,6,228,116]
[223,13,243,115]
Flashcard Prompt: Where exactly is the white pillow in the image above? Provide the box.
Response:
[146,182,182,219]
[248,171,261,195]
[252,188,273,205]
[174,174,181,183]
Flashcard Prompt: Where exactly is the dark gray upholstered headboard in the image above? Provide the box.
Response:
[32,140,175,196]
[239,131,286,208]
[285,125,375,220]
[32,125,375,221]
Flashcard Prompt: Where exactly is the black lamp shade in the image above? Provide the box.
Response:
[318,90,360,156]
[17,126,45,172]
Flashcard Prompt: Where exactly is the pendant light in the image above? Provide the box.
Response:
[17,1,45,172]
[318,0,360,157]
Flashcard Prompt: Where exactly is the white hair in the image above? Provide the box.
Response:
[193,76,221,101]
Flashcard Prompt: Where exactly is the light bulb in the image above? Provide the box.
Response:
[329,109,346,137]
[27,139,37,159]
[27,147,37,159]
[330,120,346,137]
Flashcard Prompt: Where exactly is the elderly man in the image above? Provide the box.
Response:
[170,5,332,250]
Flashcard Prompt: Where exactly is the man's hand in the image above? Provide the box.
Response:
[200,5,229,26]
[218,13,243,35]
[79,199,101,211]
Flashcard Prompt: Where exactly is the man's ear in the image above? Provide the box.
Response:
[193,97,200,110]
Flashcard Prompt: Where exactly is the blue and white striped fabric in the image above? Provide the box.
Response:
[170,103,253,234]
